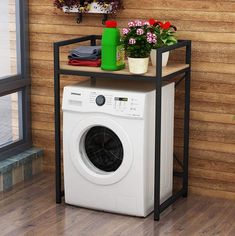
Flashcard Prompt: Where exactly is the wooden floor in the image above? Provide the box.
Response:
[0,173,235,236]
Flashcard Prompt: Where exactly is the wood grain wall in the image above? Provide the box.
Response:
[28,0,235,199]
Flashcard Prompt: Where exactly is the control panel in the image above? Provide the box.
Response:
[63,87,146,119]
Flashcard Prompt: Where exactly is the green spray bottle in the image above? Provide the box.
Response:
[101,20,125,71]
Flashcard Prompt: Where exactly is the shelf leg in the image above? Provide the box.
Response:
[90,37,96,46]
[154,50,162,221]
[54,44,62,204]
[183,41,191,198]
[183,71,191,197]
[154,78,162,221]
[90,76,96,86]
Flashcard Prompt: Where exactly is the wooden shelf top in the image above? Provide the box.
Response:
[60,63,189,78]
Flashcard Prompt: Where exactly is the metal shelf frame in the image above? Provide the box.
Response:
[53,35,191,221]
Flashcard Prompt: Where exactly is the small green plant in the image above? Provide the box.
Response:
[148,18,177,49]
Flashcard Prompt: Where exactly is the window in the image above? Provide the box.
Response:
[0,1,18,79]
[0,0,31,161]
[0,92,23,148]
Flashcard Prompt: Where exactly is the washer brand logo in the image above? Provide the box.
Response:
[71,92,81,96]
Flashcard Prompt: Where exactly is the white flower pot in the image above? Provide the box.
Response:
[128,57,149,74]
[150,49,169,67]
[62,2,112,14]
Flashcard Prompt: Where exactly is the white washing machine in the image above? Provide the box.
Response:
[62,80,175,217]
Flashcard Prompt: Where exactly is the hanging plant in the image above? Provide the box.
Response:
[53,0,124,14]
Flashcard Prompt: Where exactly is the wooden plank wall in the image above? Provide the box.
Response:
[28,0,235,199]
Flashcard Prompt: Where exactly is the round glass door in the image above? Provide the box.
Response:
[84,126,123,172]
[69,116,133,185]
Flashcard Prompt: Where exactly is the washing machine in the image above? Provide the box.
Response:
[62,80,175,217]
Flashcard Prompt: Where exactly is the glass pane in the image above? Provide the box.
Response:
[0,92,22,148]
[84,126,123,172]
[0,0,19,79]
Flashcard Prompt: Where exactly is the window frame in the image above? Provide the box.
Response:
[0,0,31,160]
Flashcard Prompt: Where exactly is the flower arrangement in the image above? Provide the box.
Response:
[121,19,178,71]
[148,18,177,48]
[121,20,154,58]
[53,0,123,14]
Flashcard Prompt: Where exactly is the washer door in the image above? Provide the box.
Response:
[69,116,133,185]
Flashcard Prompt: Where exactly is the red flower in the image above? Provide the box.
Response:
[164,21,171,29]
[149,18,156,26]
[159,22,164,28]
[160,21,171,30]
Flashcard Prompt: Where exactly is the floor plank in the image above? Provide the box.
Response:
[0,173,234,236]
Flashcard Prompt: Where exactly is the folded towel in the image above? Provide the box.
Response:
[68,55,101,60]
[69,46,101,60]
[68,59,101,67]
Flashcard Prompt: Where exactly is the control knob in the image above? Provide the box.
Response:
[96,95,106,106]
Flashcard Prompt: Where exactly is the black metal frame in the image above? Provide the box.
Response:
[76,12,108,25]
[53,35,191,220]
[73,0,108,24]
[0,0,31,161]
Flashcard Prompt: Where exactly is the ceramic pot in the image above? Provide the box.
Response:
[128,57,149,74]
[150,49,169,67]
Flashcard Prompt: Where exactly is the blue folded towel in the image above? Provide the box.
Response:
[69,46,101,60]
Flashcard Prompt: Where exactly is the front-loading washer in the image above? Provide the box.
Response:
[62,80,175,217]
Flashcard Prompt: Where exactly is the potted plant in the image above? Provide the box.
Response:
[53,0,123,14]
[148,19,177,67]
[121,20,153,74]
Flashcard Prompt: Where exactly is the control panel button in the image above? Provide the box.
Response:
[96,95,106,106]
